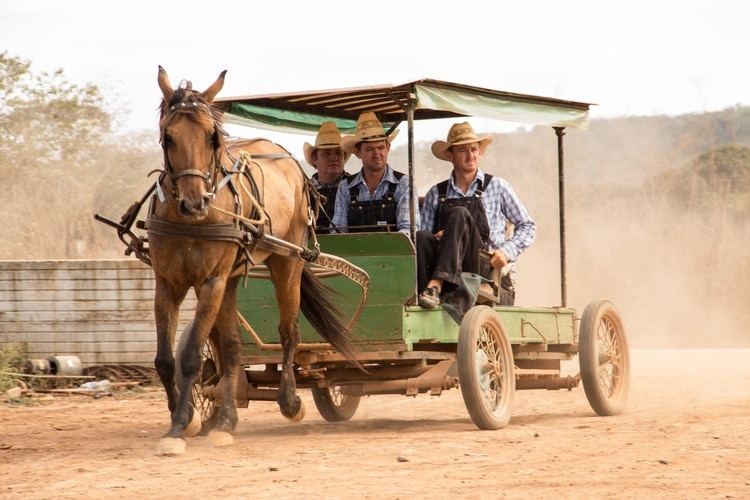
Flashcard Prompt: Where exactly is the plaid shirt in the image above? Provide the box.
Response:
[332,164,418,236]
[311,172,347,191]
[420,170,535,261]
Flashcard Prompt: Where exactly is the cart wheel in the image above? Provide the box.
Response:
[311,385,361,422]
[579,300,630,416]
[176,320,222,433]
[457,305,515,430]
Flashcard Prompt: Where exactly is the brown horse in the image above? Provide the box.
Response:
[149,66,359,455]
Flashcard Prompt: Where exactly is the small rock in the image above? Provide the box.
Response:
[397,456,409,462]
[5,387,23,398]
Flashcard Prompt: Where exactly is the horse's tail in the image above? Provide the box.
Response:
[299,266,363,367]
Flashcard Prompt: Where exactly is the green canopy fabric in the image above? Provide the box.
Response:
[218,78,591,134]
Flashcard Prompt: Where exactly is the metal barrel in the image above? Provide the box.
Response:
[23,358,52,374]
[46,355,83,376]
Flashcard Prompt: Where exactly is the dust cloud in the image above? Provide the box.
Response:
[404,126,750,350]
[517,191,749,349]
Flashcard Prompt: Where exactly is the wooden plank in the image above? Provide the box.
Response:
[3,330,163,343]
[0,280,154,292]
[21,341,158,355]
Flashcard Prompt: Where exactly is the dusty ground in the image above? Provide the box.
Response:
[1,349,748,499]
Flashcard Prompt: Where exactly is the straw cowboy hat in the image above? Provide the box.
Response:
[431,122,494,161]
[303,121,350,166]
[340,112,400,154]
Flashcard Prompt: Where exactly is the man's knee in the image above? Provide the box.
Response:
[416,229,435,245]
[445,206,471,224]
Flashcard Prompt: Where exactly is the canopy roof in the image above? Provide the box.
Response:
[214,78,593,135]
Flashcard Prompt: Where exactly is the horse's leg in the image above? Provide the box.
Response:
[153,277,185,416]
[153,277,194,456]
[206,275,241,447]
[158,275,227,455]
[268,255,306,421]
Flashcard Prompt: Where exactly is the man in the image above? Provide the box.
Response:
[304,121,351,233]
[417,122,536,309]
[332,112,417,235]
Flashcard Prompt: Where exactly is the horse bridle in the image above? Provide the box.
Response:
[158,92,223,201]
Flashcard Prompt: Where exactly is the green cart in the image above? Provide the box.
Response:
[179,79,630,430]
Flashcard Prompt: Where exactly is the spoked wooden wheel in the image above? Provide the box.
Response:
[175,320,222,432]
[311,384,361,422]
[579,300,630,416]
[457,306,515,430]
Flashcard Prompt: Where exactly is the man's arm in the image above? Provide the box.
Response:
[330,181,350,233]
[499,185,536,261]
[419,186,438,233]
[395,175,418,235]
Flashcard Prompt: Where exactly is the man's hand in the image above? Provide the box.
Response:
[434,230,444,242]
[489,249,508,269]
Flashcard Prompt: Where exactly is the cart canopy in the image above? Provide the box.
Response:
[214,78,592,135]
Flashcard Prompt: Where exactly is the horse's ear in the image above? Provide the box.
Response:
[201,70,227,103]
[157,65,175,103]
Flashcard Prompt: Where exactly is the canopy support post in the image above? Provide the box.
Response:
[554,126,568,308]
[406,97,416,245]
[405,95,419,300]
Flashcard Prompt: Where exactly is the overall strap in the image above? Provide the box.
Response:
[350,170,404,202]
[437,174,492,202]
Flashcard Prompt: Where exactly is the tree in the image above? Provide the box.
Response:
[0,52,160,259]
[0,52,111,169]
[649,143,750,224]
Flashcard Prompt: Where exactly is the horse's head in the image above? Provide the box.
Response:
[157,66,227,220]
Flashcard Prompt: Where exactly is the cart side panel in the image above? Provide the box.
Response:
[402,306,461,347]
[236,233,416,355]
[495,306,576,345]
[402,306,576,349]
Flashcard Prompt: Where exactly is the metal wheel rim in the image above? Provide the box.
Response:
[477,322,510,414]
[192,340,220,422]
[329,385,348,407]
[594,314,626,399]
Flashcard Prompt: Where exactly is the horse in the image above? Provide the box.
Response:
[149,66,360,455]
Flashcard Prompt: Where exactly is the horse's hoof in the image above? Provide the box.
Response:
[184,408,202,438]
[287,400,306,422]
[156,437,186,456]
[207,430,234,448]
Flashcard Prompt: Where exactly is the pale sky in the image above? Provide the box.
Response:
[2,0,748,141]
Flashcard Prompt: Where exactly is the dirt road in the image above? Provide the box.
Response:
[1,349,748,499]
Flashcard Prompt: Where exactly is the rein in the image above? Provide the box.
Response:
[210,150,268,227]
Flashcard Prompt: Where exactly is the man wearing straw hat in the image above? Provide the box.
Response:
[304,121,351,233]
[332,112,418,235]
[417,122,536,311]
